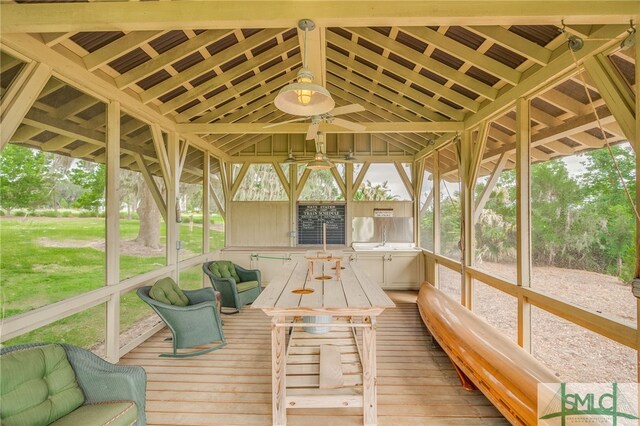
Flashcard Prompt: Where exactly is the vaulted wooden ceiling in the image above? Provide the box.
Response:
[0,1,636,183]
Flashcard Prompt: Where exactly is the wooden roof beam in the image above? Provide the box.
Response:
[326,31,473,118]
[178,121,464,135]
[327,56,456,121]
[466,26,552,66]
[400,26,522,85]
[157,28,292,112]
[299,23,326,88]
[350,26,498,101]
[193,71,293,124]
[83,31,166,72]
[175,53,300,121]
[115,30,229,89]
[465,25,627,128]
[3,1,637,32]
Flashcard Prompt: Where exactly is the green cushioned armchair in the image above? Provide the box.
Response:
[137,277,226,357]
[0,343,147,426]
[203,260,262,313]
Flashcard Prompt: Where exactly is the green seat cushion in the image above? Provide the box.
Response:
[208,261,240,282]
[150,277,189,306]
[236,280,259,293]
[1,344,85,426]
[50,402,137,426]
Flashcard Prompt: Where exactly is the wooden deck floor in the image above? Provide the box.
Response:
[120,291,508,425]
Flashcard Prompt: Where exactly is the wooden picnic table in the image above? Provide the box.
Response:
[252,260,395,426]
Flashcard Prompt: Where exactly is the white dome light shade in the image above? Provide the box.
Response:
[274,68,334,116]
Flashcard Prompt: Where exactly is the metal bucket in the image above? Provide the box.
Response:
[303,315,331,334]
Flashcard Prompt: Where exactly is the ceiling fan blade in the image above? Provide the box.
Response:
[306,122,320,140]
[330,104,365,116]
[332,117,367,132]
[263,117,308,129]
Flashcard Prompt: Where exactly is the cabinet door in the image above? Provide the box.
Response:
[353,254,385,287]
[387,254,419,290]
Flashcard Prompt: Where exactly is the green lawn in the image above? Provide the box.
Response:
[0,215,224,348]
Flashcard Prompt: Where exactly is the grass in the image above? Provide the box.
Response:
[0,215,224,348]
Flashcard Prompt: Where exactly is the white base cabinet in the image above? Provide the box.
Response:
[350,251,421,290]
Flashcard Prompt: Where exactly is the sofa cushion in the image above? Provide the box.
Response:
[208,261,240,282]
[0,344,85,426]
[236,280,259,293]
[150,277,189,306]
[49,402,137,426]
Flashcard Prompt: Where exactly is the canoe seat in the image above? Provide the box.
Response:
[417,282,556,425]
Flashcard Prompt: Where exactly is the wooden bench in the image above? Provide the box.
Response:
[417,282,557,425]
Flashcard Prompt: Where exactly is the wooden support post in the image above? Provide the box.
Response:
[203,154,211,259]
[271,316,287,426]
[345,161,354,247]
[413,158,426,245]
[460,129,474,310]
[289,161,297,247]
[635,36,640,384]
[362,316,377,426]
[0,62,51,150]
[433,151,441,287]
[105,100,120,363]
[516,98,532,352]
[167,131,179,281]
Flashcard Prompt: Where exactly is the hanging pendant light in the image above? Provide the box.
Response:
[274,19,335,116]
[306,132,334,170]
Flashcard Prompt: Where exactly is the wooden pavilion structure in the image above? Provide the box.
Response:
[1,1,639,424]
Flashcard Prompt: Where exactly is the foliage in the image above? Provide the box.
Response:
[0,216,225,348]
[234,164,288,201]
[299,169,343,201]
[69,161,106,213]
[0,145,50,214]
[422,145,636,281]
[354,180,398,201]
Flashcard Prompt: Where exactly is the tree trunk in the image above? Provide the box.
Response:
[135,178,161,249]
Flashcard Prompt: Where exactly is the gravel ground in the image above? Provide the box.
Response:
[438,262,637,383]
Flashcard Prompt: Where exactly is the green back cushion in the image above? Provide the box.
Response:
[209,261,240,282]
[1,344,85,426]
[149,277,189,306]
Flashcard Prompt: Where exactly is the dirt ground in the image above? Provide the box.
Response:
[439,262,637,383]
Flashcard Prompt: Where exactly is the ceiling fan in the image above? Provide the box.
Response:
[282,131,358,170]
[267,19,367,139]
[265,104,367,140]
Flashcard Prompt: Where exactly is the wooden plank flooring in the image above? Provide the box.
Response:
[120,291,508,425]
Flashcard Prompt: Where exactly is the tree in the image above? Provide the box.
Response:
[0,144,49,214]
[354,180,398,201]
[135,176,162,249]
[579,145,636,279]
[69,161,106,214]
[299,169,343,201]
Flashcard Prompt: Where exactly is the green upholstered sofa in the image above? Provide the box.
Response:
[0,343,146,426]
[203,260,262,313]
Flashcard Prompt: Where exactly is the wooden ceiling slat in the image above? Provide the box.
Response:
[181,54,300,123]
[467,26,552,67]
[151,28,290,109]
[401,26,522,85]
[84,30,165,72]
[326,30,472,118]
[352,26,498,101]
[327,61,440,123]
[114,29,229,89]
